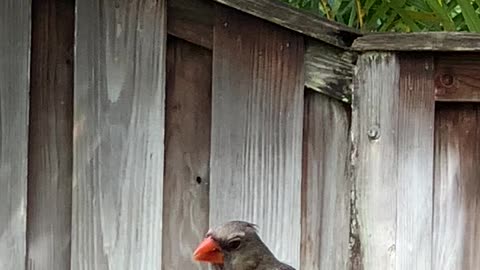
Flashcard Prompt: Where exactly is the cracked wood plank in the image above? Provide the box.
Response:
[352,53,435,270]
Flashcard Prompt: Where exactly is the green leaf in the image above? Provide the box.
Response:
[379,11,399,31]
[394,7,422,31]
[335,1,355,27]
[364,0,379,11]
[404,10,440,23]
[348,4,358,28]
[458,0,480,32]
[406,0,432,11]
[331,0,343,16]
[281,0,479,33]
[365,2,390,29]
[390,0,407,8]
[425,0,456,30]
[311,0,320,10]
[447,1,459,12]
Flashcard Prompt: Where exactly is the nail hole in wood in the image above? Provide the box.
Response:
[367,125,380,140]
[196,177,202,184]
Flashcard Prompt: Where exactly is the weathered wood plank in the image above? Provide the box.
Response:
[167,0,356,102]
[352,32,480,52]
[395,54,435,270]
[210,5,304,268]
[167,0,213,49]
[301,91,350,270]
[0,1,31,269]
[435,53,480,102]
[168,0,361,49]
[162,37,212,270]
[433,103,480,270]
[212,0,360,49]
[352,53,435,270]
[27,0,74,269]
[73,1,166,269]
[305,40,355,103]
[352,53,400,270]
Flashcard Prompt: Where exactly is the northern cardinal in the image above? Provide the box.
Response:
[193,221,295,270]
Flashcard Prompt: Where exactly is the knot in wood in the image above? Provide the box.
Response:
[439,73,454,88]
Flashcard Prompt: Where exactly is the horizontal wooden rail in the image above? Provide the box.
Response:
[167,0,356,103]
[353,32,480,52]
[435,54,480,102]
[211,0,360,49]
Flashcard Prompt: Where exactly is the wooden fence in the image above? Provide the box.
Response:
[0,0,479,270]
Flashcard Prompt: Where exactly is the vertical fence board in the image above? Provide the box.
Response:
[352,53,400,270]
[352,53,435,270]
[73,1,167,269]
[162,37,212,270]
[210,5,304,268]
[301,91,350,270]
[395,54,435,270]
[433,103,480,270]
[27,0,74,269]
[0,1,31,270]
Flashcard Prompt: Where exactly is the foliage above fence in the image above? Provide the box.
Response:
[281,0,480,32]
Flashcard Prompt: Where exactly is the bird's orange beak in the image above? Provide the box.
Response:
[193,236,224,264]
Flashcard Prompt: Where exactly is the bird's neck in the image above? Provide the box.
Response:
[225,242,279,270]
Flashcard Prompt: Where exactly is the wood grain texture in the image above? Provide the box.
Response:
[210,5,304,268]
[352,53,400,270]
[27,0,74,269]
[0,1,31,270]
[395,54,435,270]
[162,37,212,270]
[433,103,480,270]
[435,53,480,102]
[167,0,357,104]
[212,0,360,49]
[73,1,166,269]
[305,40,355,103]
[301,91,350,270]
[351,53,435,270]
[167,0,213,49]
[352,32,480,52]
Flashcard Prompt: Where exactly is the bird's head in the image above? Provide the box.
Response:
[193,220,273,267]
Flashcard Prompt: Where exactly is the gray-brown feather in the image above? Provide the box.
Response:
[207,221,295,270]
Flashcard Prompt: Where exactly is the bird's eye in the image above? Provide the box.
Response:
[226,239,241,250]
